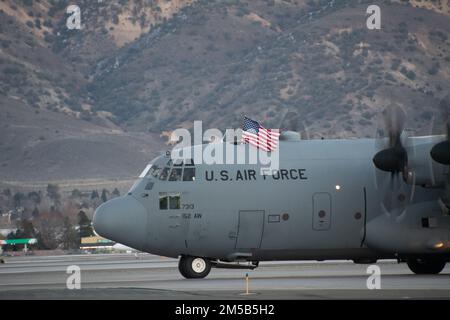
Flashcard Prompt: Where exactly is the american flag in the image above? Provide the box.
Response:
[242,116,280,152]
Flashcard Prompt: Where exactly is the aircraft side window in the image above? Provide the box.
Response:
[159,193,168,210]
[169,168,182,181]
[159,192,181,210]
[159,167,170,180]
[145,181,154,190]
[169,195,181,209]
[183,168,195,181]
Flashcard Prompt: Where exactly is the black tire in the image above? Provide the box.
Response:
[178,256,211,279]
[407,257,446,275]
[178,257,188,278]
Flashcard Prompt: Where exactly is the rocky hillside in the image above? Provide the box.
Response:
[1,0,449,182]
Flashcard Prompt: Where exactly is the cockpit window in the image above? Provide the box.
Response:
[159,167,170,180]
[169,168,182,181]
[183,168,195,181]
[173,159,183,166]
[149,158,196,182]
[148,165,161,178]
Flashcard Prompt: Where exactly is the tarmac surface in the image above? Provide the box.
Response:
[0,253,450,299]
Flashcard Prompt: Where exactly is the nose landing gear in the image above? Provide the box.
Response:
[178,256,212,279]
[406,257,447,274]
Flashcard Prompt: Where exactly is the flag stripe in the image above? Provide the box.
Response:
[241,116,279,152]
[243,130,280,141]
[242,134,278,143]
[242,133,275,142]
[244,140,272,152]
[242,136,277,149]
[243,136,277,150]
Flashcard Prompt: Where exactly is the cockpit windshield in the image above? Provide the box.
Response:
[148,157,196,182]
[141,156,196,182]
[129,156,196,195]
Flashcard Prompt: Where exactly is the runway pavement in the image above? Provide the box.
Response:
[0,253,449,299]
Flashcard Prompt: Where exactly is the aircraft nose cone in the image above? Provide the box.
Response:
[93,196,147,250]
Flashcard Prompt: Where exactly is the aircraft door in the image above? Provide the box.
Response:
[235,210,265,249]
[312,193,331,231]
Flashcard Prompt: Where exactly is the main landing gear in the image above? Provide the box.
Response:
[406,257,447,275]
[178,256,259,279]
[178,256,212,279]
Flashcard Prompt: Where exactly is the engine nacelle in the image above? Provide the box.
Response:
[365,202,450,254]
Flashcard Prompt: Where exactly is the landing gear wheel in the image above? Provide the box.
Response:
[407,257,446,274]
[178,256,211,279]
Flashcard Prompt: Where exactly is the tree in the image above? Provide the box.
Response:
[60,217,79,250]
[15,219,36,238]
[101,189,108,203]
[46,184,61,208]
[78,211,94,238]
[112,188,120,198]
[33,212,63,250]
[3,188,11,197]
[13,192,26,208]
[32,207,40,218]
[71,189,82,198]
[27,191,41,205]
[90,190,99,200]
[4,219,36,251]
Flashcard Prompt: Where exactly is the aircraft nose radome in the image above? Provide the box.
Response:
[93,196,147,250]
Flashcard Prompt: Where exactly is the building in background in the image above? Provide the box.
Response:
[80,236,138,253]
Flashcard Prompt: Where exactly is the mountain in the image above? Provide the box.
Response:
[1,0,449,186]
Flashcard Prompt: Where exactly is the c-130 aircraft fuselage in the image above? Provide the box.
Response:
[93,137,450,278]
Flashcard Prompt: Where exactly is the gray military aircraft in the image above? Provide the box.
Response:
[93,105,450,279]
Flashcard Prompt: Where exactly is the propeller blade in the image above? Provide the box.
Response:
[384,105,406,148]
[439,93,450,138]
[373,105,408,173]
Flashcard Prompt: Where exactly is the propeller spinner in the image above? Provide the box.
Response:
[430,96,450,165]
[430,95,450,212]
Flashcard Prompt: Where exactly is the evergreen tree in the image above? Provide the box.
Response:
[15,219,36,238]
[71,189,82,198]
[5,219,36,251]
[101,189,108,203]
[46,184,61,207]
[61,217,79,250]
[112,188,120,198]
[32,207,40,218]
[13,192,25,208]
[78,211,94,238]
[27,191,41,205]
[90,190,99,200]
